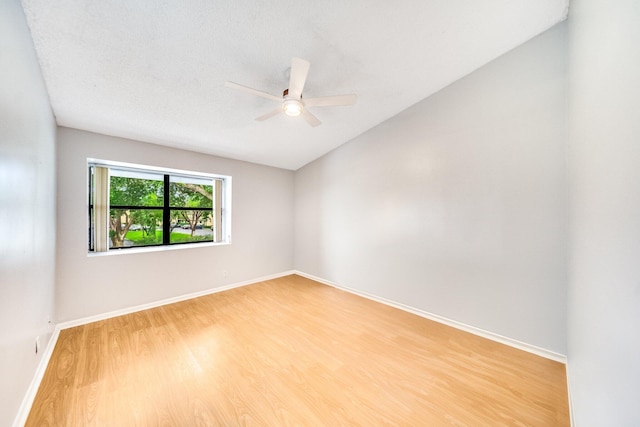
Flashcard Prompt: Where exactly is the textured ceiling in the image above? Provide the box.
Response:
[21,0,568,170]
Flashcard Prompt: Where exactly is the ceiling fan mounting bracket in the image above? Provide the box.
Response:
[282,88,301,99]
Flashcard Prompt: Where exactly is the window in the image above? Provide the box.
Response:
[88,160,230,252]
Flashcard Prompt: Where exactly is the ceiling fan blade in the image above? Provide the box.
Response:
[225,81,282,102]
[301,108,321,127]
[288,57,310,99]
[255,107,282,121]
[303,94,357,108]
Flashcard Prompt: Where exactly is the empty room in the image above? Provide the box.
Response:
[1,0,639,425]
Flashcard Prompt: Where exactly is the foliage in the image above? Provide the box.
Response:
[109,176,164,247]
[122,230,163,246]
[124,230,212,245]
[170,182,213,236]
[106,175,214,247]
[170,233,212,243]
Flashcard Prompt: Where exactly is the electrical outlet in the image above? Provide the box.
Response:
[35,336,40,355]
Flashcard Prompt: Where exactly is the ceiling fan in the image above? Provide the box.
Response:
[225,57,357,127]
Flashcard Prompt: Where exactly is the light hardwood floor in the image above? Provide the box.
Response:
[27,275,569,426]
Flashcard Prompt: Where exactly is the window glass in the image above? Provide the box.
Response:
[110,208,164,248]
[169,175,214,244]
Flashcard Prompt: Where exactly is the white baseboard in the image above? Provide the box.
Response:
[566,363,575,426]
[13,270,295,426]
[294,271,567,364]
[57,270,296,330]
[14,269,568,426]
[13,271,295,427]
[13,328,61,427]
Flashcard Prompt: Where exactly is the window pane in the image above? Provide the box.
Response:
[169,176,213,209]
[110,173,164,207]
[89,159,229,253]
[169,209,214,244]
[109,209,163,248]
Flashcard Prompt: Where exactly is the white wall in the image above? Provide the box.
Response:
[567,0,640,425]
[56,127,293,322]
[295,24,568,354]
[0,0,57,425]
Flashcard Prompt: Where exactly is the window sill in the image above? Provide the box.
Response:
[87,240,230,257]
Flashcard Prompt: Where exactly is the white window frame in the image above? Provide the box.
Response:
[87,158,231,254]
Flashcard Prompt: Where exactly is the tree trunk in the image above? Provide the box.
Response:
[110,211,132,247]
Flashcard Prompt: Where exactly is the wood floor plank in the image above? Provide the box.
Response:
[26,275,569,426]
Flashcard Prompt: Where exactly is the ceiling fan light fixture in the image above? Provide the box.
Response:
[282,99,302,117]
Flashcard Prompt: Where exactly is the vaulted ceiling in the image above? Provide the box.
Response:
[21,0,569,170]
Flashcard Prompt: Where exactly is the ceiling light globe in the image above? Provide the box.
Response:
[283,99,302,117]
